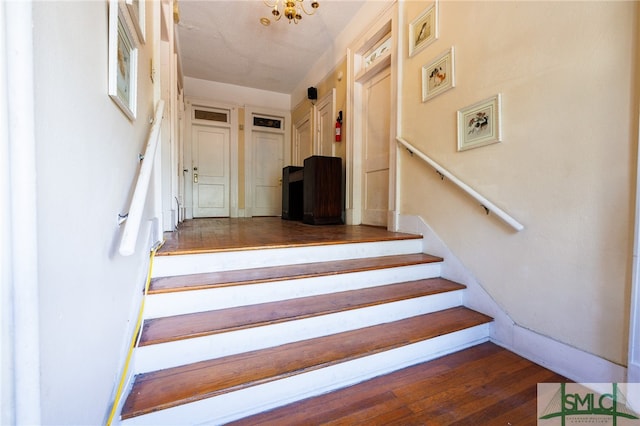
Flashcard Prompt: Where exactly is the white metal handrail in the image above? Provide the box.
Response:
[397,136,524,232]
[119,100,165,256]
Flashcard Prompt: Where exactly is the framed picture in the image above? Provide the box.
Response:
[457,94,502,151]
[126,0,145,44]
[409,2,438,57]
[108,0,138,120]
[422,47,455,102]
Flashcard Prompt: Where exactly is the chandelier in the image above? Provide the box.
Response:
[264,0,319,24]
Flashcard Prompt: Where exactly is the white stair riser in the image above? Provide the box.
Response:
[120,325,491,426]
[144,263,442,319]
[135,290,464,373]
[153,239,424,277]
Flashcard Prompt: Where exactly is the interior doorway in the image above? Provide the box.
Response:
[361,67,391,227]
[252,127,285,216]
[293,111,312,166]
[315,89,336,158]
[245,108,291,217]
[184,100,238,219]
[348,13,396,228]
[191,124,230,217]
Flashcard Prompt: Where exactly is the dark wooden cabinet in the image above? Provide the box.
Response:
[281,166,303,220]
[303,156,343,225]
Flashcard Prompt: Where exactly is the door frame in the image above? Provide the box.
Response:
[293,108,312,166]
[184,97,239,219]
[360,66,392,227]
[244,105,291,218]
[346,4,398,229]
[314,88,336,157]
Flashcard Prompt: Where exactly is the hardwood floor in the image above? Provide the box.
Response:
[229,342,567,426]
[158,217,420,255]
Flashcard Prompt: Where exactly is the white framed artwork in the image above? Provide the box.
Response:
[457,94,502,151]
[108,0,138,120]
[126,0,145,44]
[422,47,455,102]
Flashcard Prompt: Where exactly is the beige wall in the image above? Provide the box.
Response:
[400,1,638,365]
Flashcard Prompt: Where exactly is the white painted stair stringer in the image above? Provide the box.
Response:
[120,324,491,426]
[135,289,464,373]
[144,262,442,318]
[152,238,424,277]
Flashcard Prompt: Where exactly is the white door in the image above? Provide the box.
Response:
[192,125,230,217]
[362,67,391,226]
[253,130,284,216]
[294,112,313,166]
[316,90,335,157]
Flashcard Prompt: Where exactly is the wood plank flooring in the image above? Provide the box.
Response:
[158,217,420,255]
[229,342,568,426]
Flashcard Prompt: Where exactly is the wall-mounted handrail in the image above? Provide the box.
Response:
[119,100,165,256]
[397,136,524,232]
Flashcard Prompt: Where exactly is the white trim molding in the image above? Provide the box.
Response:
[346,4,398,228]
[499,325,627,384]
[2,1,42,423]
[628,99,640,383]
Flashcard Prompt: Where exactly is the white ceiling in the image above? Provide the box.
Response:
[176,0,368,94]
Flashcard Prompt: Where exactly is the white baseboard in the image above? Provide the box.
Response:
[627,361,640,383]
[396,213,627,384]
[495,324,626,384]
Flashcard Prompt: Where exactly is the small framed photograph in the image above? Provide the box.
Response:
[457,94,502,152]
[108,0,138,120]
[409,2,438,57]
[126,0,145,44]
[422,47,455,102]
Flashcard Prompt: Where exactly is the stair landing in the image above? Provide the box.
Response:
[158,217,421,255]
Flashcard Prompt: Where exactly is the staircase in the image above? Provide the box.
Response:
[119,233,492,425]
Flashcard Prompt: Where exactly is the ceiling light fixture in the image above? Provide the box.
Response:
[264,0,319,24]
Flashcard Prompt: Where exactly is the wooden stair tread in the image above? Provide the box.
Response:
[121,307,492,419]
[150,253,443,294]
[140,278,466,346]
